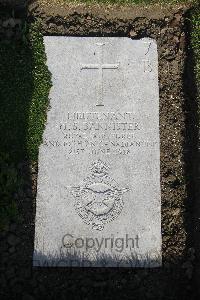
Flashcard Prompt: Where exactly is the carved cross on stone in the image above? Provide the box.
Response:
[81,42,120,106]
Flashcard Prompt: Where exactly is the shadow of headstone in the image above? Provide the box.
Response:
[0,1,47,299]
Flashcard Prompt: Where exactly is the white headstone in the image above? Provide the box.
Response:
[33,37,162,267]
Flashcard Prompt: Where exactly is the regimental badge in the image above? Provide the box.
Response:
[70,159,129,231]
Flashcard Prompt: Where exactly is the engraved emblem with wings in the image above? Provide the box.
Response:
[70,160,129,231]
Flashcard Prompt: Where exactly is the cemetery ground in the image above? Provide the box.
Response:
[0,0,200,299]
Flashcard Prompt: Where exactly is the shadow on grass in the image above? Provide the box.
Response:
[0,5,34,230]
[183,6,200,298]
[0,3,51,230]
[33,249,162,268]
[0,27,33,161]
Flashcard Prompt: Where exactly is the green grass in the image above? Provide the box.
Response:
[27,24,52,160]
[0,23,51,162]
[0,22,51,229]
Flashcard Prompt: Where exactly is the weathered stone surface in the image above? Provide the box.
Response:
[33,37,161,267]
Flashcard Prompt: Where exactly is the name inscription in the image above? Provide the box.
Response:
[44,111,157,155]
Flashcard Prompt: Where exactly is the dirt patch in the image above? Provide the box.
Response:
[32,0,191,19]
[0,2,198,299]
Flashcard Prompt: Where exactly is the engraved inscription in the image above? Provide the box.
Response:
[128,60,152,73]
[81,43,119,106]
[70,159,129,230]
[43,110,158,156]
[143,60,152,73]
[143,41,152,55]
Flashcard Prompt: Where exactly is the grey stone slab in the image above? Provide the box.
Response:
[33,37,161,267]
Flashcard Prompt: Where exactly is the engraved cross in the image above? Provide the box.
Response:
[81,43,119,106]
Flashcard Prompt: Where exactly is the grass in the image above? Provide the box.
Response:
[0,23,51,162]
[0,21,51,229]
[26,24,52,160]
